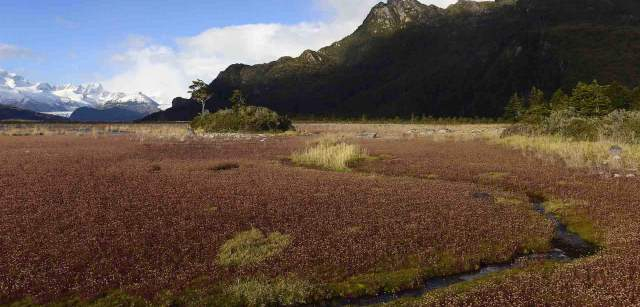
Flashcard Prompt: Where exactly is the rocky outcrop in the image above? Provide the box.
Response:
[362,0,443,33]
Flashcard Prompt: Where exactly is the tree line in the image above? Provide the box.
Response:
[504,81,640,122]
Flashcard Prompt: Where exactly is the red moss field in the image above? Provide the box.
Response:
[0,128,638,306]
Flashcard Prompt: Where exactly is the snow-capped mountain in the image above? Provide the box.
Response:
[0,69,160,114]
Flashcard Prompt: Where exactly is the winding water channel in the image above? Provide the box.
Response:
[317,202,599,306]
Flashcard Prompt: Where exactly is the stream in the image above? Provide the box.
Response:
[314,202,599,306]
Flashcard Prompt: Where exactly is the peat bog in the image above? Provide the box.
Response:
[0,124,639,306]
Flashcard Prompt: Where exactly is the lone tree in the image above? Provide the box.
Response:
[189,79,211,116]
[230,89,247,114]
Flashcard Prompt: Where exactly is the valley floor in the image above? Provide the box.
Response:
[0,123,638,306]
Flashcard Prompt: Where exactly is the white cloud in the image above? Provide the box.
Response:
[103,0,458,108]
[0,44,33,60]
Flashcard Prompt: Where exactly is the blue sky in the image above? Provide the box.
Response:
[0,0,316,83]
[0,0,456,106]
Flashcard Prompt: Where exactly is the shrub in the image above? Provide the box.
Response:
[500,123,540,138]
[227,277,313,307]
[217,228,291,267]
[290,136,368,171]
[559,117,600,141]
[600,110,640,144]
[191,106,292,133]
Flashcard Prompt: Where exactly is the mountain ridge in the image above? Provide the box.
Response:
[144,0,640,121]
[0,69,161,115]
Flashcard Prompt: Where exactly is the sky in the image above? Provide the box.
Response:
[0,0,458,108]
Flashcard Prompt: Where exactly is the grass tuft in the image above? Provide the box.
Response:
[217,228,291,267]
[226,277,313,307]
[290,136,368,171]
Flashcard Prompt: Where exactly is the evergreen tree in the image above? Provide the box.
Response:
[528,86,546,107]
[503,93,524,121]
[230,89,247,114]
[523,86,550,123]
[569,80,613,117]
[549,89,570,111]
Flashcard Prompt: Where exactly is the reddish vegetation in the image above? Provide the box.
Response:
[355,138,640,305]
[2,135,639,305]
[0,135,551,304]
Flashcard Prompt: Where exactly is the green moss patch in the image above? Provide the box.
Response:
[217,228,291,267]
[226,277,314,307]
[544,200,604,246]
[328,268,423,298]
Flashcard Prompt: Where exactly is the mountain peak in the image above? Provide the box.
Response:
[362,0,442,33]
[0,68,160,114]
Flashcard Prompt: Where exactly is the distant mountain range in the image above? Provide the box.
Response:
[145,0,640,121]
[69,107,146,122]
[0,69,160,115]
[0,104,69,122]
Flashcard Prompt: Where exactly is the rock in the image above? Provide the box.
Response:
[626,174,636,178]
[437,128,453,134]
[614,174,623,178]
[358,132,378,139]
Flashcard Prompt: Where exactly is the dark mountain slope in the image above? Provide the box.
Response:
[70,107,145,122]
[0,105,69,122]
[145,0,640,121]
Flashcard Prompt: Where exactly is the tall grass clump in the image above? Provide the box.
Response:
[290,136,368,171]
[217,228,291,267]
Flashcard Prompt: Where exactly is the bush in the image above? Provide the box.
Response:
[217,228,291,267]
[501,123,540,138]
[506,109,640,143]
[560,117,600,141]
[191,106,293,133]
[600,110,640,144]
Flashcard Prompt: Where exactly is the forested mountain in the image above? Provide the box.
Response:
[145,0,640,121]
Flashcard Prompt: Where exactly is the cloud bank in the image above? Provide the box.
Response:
[103,0,457,108]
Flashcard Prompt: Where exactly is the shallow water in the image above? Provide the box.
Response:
[315,203,598,307]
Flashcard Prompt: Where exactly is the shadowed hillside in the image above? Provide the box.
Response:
[145,0,640,121]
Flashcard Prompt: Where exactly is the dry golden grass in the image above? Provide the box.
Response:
[295,123,505,140]
[290,135,368,171]
[496,135,640,171]
[0,123,192,140]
